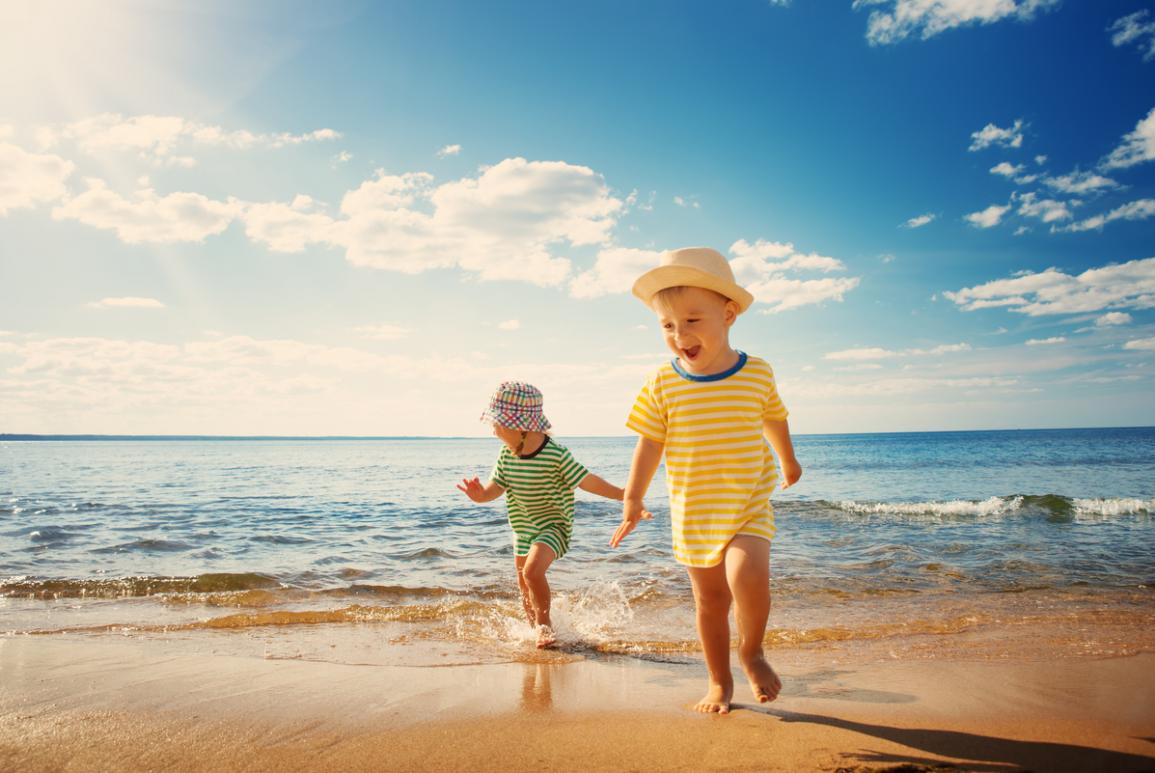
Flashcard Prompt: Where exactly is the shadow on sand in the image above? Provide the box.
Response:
[742,706,1155,772]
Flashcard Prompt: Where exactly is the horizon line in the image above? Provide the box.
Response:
[3,425,1153,442]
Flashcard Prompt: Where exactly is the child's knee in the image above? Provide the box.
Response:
[693,585,732,613]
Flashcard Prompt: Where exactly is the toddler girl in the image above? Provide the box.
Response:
[458,381,625,648]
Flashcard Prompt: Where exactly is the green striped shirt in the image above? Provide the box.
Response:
[490,438,589,558]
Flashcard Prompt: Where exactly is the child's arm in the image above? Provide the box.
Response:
[456,477,505,503]
[577,474,624,501]
[764,418,802,489]
[610,436,662,547]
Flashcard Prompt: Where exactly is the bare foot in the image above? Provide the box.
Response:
[694,680,733,714]
[740,654,781,703]
[536,625,556,649]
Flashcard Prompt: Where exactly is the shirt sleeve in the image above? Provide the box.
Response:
[625,373,667,443]
[490,451,507,488]
[555,447,589,490]
[762,364,789,421]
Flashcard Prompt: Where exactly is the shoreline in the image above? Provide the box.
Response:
[3,637,1153,771]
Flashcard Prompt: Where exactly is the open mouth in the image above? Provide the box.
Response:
[682,345,701,361]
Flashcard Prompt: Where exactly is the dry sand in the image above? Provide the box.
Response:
[2,636,1154,772]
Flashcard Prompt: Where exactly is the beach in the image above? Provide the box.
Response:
[3,432,1154,770]
[3,635,1154,772]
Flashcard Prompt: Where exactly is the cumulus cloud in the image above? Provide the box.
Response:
[0,141,74,215]
[1026,336,1066,345]
[1124,337,1155,351]
[1096,312,1133,327]
[36,113,340,166]
[1109,10,1155,62]
[1056,198,1155,233]
[436,144,462,158]
[944,257,1155,316]
[965,203,1011,228]
[673,195,700,209]
[243,158,622,286]
[729,239,860,313]
[904,212,936,228]
[969,120,1025,151]
[87,297,165,310]
[1016,192,1076,223]
[855,0,1059,45]
[825,343,971,361]
[1101,107,1155,170]
[52,179,241,244]
[1043,170,1118,194]
[569,246,663,299]
[990,161,1025,178]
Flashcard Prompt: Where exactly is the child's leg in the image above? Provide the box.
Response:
[514,555,535,627]
[685,563,735,713]
[725,534,781,703]
[520,542,557,646]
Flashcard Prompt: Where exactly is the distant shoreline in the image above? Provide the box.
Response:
[2,426,1153,441]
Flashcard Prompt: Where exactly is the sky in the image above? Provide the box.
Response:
[1,0,1153,436]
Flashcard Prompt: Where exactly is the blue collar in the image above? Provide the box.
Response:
[671,350,747,382]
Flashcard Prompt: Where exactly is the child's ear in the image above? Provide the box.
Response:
[723,300,739,326]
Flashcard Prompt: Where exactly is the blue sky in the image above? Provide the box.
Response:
[1,0,1153,435]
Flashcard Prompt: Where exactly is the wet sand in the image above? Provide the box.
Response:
[2,637,1154,772]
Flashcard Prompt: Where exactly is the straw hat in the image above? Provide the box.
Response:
[631,247,754,313]
[480,381,552,432]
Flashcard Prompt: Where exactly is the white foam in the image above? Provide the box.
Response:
[837,496,1021,518]
[1072,498,1154,517]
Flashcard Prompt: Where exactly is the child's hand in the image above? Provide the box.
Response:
[780,458,802,490]
[610,498,652,548]
[456,477,487,502]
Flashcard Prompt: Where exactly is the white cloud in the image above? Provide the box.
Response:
[944,256,1155,316]
[1026,336,1066,346]
[1124,337,1155,351]
[36,114,340,166]
[729,238,860,313]
[331,151,353,165]
[1109,10,1155,62]
[0,142,74,215]
[969,119,1025,151]
[243,197,336,253]
[673,195,700,209]
[1102,107,1155,170]
[904,212,935,228]
[965,203,1011,228]
[436,144,462,158]
[497,319,520,331]
[1096,312,1132,327]
[245,158,621,287]
[825,342,971,361]
[1016,192,1075,223]
[1057,198,1155,233]
[990,161,1024,178]
[52,179,241,244]
[1043,170,1118,194]
[855,0,1059,45]
[569,246,663,299]
[353,324,411,341]
[87,297,165,310]
[1035,155,1048,165]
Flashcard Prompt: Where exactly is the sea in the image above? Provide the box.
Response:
[2,428,1154,667]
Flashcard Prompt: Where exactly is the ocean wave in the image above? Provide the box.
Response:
[1,572,281,599]
[828,495,1152,522]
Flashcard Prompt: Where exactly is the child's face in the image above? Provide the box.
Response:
[653,286,739,376]
[492,422,523,451]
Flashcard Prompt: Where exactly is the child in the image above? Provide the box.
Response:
[610,247,802,714]
[458,381,625,648]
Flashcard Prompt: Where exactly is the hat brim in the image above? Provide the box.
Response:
[632,266,754,313]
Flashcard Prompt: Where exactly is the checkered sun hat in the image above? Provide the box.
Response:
[480,381,551,432]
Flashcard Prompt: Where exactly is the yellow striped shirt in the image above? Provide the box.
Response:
[626,352,788,568]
